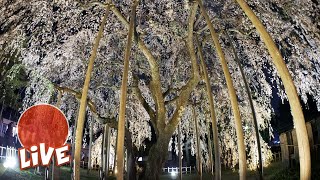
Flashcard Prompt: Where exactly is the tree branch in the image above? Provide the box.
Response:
[132,74,157,134]
[54,84,117,128]
[165,2,200,134]
[74,0,108,9]
[110,4,166,130]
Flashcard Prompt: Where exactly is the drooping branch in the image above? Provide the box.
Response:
[192,105,202,178]
[162,85,177,98]
[132,75,157,132]
[54,84,117,128]
[56,89,63,107]
[74,0,108,9]
[166,2,200,134]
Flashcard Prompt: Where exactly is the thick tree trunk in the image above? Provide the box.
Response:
[235,1,311,179]
[226,31,263,179]
[115,2,138,180]
[144,134,171,180]
[196,35,221,180]
[74,7,109,180]
[196,1,247,179]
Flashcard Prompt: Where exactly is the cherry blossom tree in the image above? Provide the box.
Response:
[1,0,319,180]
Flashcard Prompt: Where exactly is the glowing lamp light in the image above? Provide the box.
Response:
[170,171,177,177]
[3,157,16,168]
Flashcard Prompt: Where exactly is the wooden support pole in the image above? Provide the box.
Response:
[196,1,247,179]
[115,2,139,179]
[235,0,311,179]
[196,34,221,180]
[226,31,263,179]
[73,6,110,180]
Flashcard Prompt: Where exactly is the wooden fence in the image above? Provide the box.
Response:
[162,166,194,174]
[0,146,18,160]
[272,152,281,162]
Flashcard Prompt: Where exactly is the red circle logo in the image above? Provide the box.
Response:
[17,104,69,150]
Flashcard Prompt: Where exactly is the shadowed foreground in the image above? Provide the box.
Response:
[2,162,320,180]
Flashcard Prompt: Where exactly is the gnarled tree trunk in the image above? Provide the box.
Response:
[235,1,311,179]
[144,134,171,180]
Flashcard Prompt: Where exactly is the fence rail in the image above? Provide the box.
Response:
[272,152,281,162]
[0,146,18,160]
[162,166,194,174]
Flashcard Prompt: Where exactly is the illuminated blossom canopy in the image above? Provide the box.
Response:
[1,0,319,177]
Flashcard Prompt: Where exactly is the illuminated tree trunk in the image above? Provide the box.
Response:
[73,7,109,180]
[196,1,247,179]
[193,105,202,179]
[196,35,221,180]
[116,1,138,179]
[235,1,311,179]
[178,123,182,180]
[226,31,263,179]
